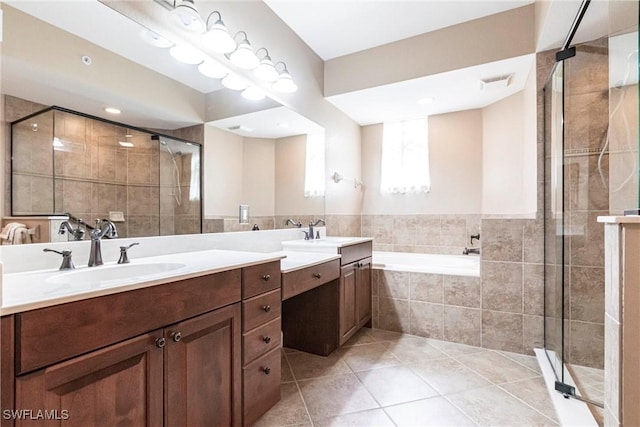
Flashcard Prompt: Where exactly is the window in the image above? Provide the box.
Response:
[380,118,430,194]
[304,133,325,197]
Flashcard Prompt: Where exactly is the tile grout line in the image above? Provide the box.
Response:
[283,350,315,427]
[496,382,561,425]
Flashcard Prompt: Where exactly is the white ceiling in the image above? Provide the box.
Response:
[264,0,534,60]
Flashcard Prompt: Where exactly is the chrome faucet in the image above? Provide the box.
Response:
[308,219,325,240]
[58,220,85,241]
[88,219,118,267]
[463,247,480,255]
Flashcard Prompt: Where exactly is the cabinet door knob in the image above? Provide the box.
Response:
[262,274,271,281]
[313,273,322,279]
[171,332,182,342]
[263,305,271,313]
[262,367,271,375]
[155,337,166,348]
[263,336,272,344]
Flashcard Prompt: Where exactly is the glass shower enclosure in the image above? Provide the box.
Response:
[542,0,638,420]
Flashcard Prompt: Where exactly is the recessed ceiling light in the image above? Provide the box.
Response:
[119,141,134,148]
[125,133,133,138]
[417,97,434,105]
[105,107,121,115]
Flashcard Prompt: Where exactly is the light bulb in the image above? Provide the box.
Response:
[272,70,298,93]
[229,42,259,70]
[171,0,205,33]
[198,61,228,79]
[254,58,279,82]
[202,21,236,54]
[221,74,248,91]
[241,86,265,101]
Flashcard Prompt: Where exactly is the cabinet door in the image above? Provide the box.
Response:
[339,263,358,344]
[15,331,163,427]
[165,303,242,427]
[356,257,372,327]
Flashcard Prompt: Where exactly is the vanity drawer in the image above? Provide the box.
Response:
[242,261,281,299]
[243,317,281,365]
[242,289,281,332]
[339,241,372,265]
[282,259,340,300]
[243,347,281,427]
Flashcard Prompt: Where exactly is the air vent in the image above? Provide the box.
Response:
[227,125,241,130]
[479,74,513,90]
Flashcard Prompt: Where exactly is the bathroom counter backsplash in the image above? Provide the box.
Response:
[1,249,285,315]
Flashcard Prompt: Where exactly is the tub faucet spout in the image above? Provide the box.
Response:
[463,247,480,255]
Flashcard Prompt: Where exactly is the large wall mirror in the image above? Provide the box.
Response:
[2,1,326,238]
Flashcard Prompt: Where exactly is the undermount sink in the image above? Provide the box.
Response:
[46,262,187,287]
[281,236,367,254]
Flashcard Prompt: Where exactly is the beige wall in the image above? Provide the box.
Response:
[243,137,275,217]
[203,125,243,218]
[325,5,535,97]
[361,110,483,215]
[482,64,537,217]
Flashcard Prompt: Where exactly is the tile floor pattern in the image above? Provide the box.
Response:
[254,328,560,426]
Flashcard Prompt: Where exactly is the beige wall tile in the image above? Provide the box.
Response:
[568,320,604,369]
[569,211,606,267]
[523,220,544,263]
[415,215,441,246]
[444,306,481,347]
[482,310,523,353]
[410,273,443,304]
[409,301,443,339]
[570,266,605,323]
[523,263,544,316]
[441,216,467,247]
[392,215,416,245]
[378,270,410,300]
[481,219,523,262]
[522,315,543,355]
[378,297,409,333]
[481,261,523,313]
[444,275,481,308]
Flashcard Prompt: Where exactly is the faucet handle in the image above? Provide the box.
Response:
[470,233,480,245]
[301,231,310,240]
[118,243,139,264]
[43,248,75,270]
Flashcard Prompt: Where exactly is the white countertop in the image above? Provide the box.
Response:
[277,251,341,273]
[1,249,285,315]
[281,237,373,254]
[597,215,640,224]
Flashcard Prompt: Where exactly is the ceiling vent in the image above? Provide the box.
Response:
[479,74,513,90]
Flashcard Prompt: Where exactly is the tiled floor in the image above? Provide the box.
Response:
[255,328,559,426]
[566,363,605,426]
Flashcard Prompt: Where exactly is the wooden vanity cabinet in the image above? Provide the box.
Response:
[338,241,373,345]
[241,261,282,427]
[0,267,266,427]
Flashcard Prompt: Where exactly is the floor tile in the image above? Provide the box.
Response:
[314,408,395,426]
[286,350,351,380]
[365,327,405,342]
[339,342,402,372]
[356,365,439,407]
[253,382,311,427]
[455,350,540,384]
[282,352,295,383]
[384,396,476,426]
[409,357,492,395]
[447,385,558,426]
[500,377,559,423]
[426,338,486,356]
[343,328,379,346]
[499,350,542,374]
[385,335,447,364]
[297,373,379,420]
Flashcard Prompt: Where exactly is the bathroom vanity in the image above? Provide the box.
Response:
[0,251,283,427]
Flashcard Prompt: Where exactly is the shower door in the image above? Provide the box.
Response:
[543,61,566,384]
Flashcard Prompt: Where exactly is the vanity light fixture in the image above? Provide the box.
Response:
[221,74,248,91]
[140,28,173,48]
[228,31,260,70]
[253,48,279,82]
[201,11,236,54]
[169,44,205,64]
[104,107,121,115]
[198,60,228,79]
[241,86,265,101]
[171,0,205,33]
[272,62,298,93]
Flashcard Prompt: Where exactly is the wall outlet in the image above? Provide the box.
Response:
[109,211,125,222]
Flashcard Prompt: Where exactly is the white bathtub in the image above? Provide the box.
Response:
[372,251,480,277]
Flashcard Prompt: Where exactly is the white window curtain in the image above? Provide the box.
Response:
[304,133,325,197]
[189,150,200,201]
[380,119,431,194]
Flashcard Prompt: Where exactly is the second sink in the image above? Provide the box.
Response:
[46,262,187,287]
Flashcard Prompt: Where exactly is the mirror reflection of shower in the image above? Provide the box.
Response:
[153,135,201,209]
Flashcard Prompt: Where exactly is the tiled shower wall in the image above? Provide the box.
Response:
[203,214,362,236]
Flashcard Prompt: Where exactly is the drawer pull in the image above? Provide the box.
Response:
[263,305,271,313]
[155,337,166,348]
[263,336,272,344]
[262,367,271,375]
[262,274,271,281]
[313,273,322,279]
[171,332,182,342]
